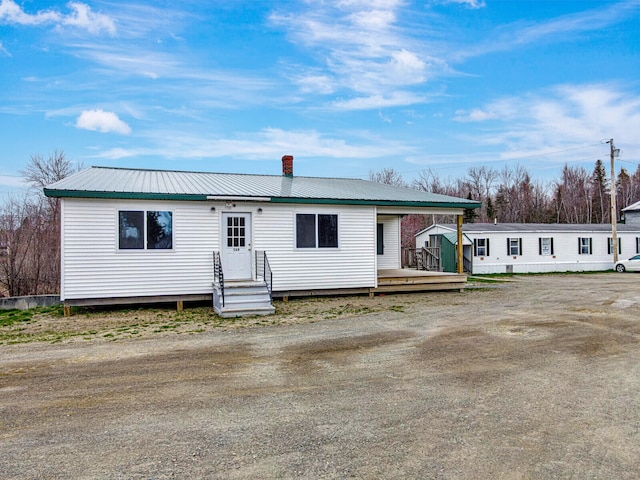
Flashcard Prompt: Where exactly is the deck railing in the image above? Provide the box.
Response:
[404,247,442,271]
[255,250,273,302]
[213,251,224,307]
[421,247,442,271]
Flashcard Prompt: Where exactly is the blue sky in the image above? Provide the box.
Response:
[1,0,639,195]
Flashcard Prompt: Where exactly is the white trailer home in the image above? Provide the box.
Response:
[44,156,480,316]
[416,223,640,275]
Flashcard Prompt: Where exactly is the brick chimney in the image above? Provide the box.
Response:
[282,155,294,177]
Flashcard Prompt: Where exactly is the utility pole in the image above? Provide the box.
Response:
[608,139,619,263]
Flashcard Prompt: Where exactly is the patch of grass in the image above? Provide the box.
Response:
[0,309,34,327]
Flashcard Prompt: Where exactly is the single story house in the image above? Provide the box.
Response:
[416,222,640,275]
[44,156,480,316]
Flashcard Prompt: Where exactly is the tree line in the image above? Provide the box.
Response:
[370,161,640,247]
[0,151,79,297]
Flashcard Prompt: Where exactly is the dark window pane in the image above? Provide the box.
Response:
[377,223,384,255]
[318,214,338,248]
[240,238,245,247]
[147,211,173,249]
[240,217,245,226]
[296,214,316,248]
[119,211,144,249]
[227,238,233,247]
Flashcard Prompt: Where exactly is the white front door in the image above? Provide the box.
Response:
[221,213,252,280]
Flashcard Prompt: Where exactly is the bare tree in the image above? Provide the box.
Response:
[553,164,592,224]
[368,167,407,187]
[0,196,58,296]
[0,150,79,296]
[21,149,78,189]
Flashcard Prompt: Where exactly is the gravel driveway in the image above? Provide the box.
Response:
[1,273,639,479]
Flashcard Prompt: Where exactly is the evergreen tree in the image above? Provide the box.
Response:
[463,192,477,223]
[590,159,608,223]
[616,168,633,217]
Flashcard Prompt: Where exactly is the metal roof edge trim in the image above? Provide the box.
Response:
[269,197,481,208]
[206,196,272,202]
[43,189,482,209]
[43,189,208,201]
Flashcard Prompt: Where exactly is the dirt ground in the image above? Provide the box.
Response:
[1,273,639,479]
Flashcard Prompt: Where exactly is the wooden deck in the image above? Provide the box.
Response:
[374,269,467,293]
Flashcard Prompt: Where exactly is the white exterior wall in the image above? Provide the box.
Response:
[61,198,378,300]
[61,198,218,301]
[376,215,401,269]
[468,231,640,274]
[252,203,377,292]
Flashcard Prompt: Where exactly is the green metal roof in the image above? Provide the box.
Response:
[44,166,481,209]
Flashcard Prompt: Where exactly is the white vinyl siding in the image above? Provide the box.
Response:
[61,199,386,300]
[61,198,217,300]
[376,215,401,270]
[253,204,377,292]
[420,224,640,275]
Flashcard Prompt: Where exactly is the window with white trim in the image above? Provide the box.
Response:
[296,214,338,248]
[578,237,592,255]
[473,238,489,256]
[637,237,640,254]
[539,237,554,256]
[608,237,621,255]
[507,237,522,256]
[118,210,173,250]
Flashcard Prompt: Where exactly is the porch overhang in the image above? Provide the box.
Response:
[376,206,466,216]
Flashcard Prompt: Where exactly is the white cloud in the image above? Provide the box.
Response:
[76,109,131,134]
[93,127,412,161]
[294,74,335,95]
[271,1,437,109]
[331,91,427,110]
[452,1,637,62]
[0,0,60,25]
[0,0,115,35]
[0,40,9,56]
[61,2,116,35]
[452,84,640,165]
[437,0,486,9]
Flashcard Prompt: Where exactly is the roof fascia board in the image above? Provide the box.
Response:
[377,206,466,215]
[44,189,481,209]
[270,197,480,209]
[206,196,271,202]
[43,189,208,201]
